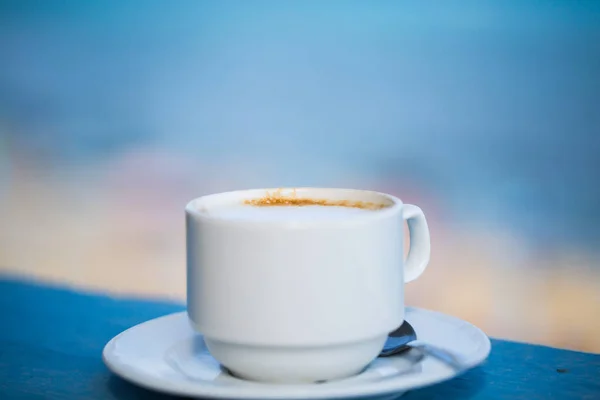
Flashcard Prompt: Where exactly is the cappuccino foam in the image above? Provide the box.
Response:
[207,204,381,222]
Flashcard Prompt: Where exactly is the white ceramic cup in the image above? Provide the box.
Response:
[186,188,430,383]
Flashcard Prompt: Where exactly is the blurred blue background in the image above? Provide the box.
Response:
[1,1,599,351]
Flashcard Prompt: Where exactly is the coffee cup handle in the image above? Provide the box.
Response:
[403,204,431,283]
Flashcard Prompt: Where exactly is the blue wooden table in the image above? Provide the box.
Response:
[1,277,599,399]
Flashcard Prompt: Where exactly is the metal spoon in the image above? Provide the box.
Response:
[379,321,466,371]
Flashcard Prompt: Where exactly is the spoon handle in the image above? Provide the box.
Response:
[409,343,465,371]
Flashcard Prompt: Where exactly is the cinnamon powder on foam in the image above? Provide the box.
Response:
[243,189,388,210]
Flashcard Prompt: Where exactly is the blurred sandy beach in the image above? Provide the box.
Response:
[1,152,598,353]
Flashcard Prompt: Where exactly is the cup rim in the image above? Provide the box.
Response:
[185,187,403,228]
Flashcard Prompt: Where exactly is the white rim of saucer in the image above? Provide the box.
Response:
[103,308,491,399]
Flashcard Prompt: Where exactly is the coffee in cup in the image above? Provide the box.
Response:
[186,188,430,383]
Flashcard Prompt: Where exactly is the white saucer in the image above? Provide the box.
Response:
[103,307,491,399]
